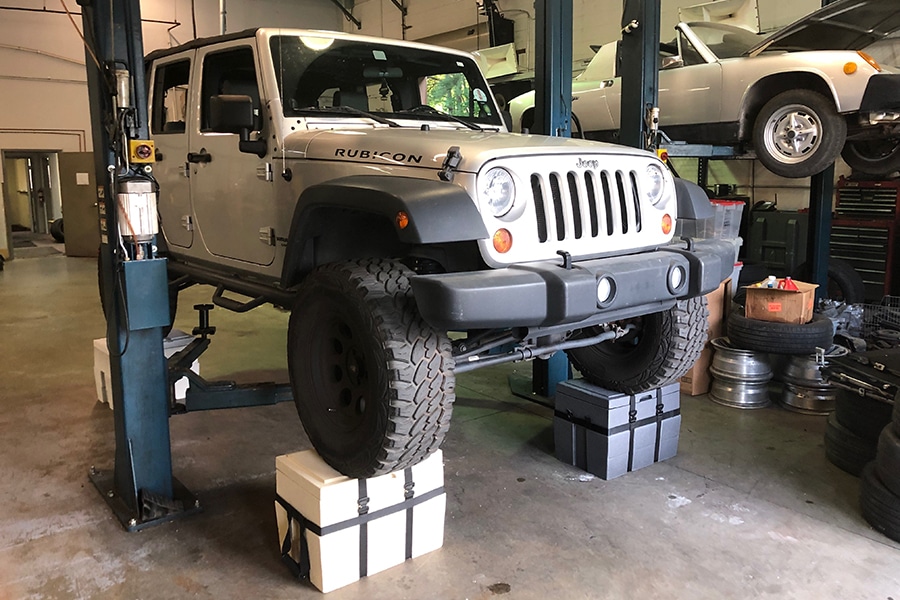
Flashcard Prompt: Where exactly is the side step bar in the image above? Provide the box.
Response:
[167,260,297,313]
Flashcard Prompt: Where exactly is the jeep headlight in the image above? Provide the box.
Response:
[645,163,666,206]
[479,167,516,217]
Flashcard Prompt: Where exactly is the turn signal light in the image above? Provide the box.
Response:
[843,62,858,75]
[396,211,409,229]
[857,50,882,72]
[493,228,512,253]
[661,214,673,235]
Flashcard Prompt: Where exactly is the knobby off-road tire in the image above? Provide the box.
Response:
[287,259,455,478]
[753,89,846,179]
[566,296,708,394]
[727,312,834,355]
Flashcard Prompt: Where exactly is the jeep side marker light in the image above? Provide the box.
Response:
[493,228,512,253]
[396,211,410,229]
[662,213,672,234]
[843,62,858,75]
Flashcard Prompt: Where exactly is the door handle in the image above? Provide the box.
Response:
[187,149,212,163]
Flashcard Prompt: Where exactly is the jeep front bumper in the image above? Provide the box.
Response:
[409,238,735,330]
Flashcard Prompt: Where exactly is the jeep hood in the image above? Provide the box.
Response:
[285,128,652,173]
[749,0,900,55]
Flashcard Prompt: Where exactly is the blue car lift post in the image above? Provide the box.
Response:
[508,0,573,402]
[83,0,290,531]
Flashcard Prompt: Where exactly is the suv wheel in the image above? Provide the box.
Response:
[288,259,455,478]
[565,296,708,394]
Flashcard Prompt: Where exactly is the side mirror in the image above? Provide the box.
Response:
[661,56,684,70]
[209,94,267,157]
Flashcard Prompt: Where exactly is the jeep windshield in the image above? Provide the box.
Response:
[270,35,503,128]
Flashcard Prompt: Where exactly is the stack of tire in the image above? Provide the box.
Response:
[861,395,900,541]
[825,389,891,475]
[726,310,834,402]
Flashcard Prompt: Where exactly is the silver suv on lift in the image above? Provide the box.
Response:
[145,28,734,478]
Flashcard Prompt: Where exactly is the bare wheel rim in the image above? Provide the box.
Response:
[763,103,822,165]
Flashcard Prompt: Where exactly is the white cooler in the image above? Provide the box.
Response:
[275,449,446,593]
[93,329,198,408]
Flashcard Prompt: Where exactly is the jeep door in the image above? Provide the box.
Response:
[149,54,193,249]
[189,41,276,267]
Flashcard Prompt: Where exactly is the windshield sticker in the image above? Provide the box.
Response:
[373,50,387,61]
[335,148,423,164]
[473,88,487,103]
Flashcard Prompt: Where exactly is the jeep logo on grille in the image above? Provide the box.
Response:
[576,158,599,169]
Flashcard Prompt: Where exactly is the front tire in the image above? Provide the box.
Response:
[753,90,846,178]
[565,296,709,394]
[287,259,455,478]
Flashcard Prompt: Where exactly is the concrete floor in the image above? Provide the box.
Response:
[2,251,900,599]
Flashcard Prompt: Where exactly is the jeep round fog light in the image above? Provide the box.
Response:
[493,228,512,253]
[661,213,672,235]
[596,276,615,305]
[480,167,516,217]
[645,163,666,206]
[668,265,686,293]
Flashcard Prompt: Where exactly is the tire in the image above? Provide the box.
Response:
[792,258,865,305]
[752,89,846,178]
[565,296,708,394]
[287,259,455,478]
[876,425,900,498]
[841,138,900,176]
[727,311,833,355]
[49,218,64,243]
[824,412,877,476]
[835,390,892,442]
[860,462,900,543]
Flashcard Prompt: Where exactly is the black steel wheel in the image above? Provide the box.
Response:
[566,296,708,394]
[727,311,833,355]
[841,138,900,176]
[752,89,846,178]
[287,259,454,478]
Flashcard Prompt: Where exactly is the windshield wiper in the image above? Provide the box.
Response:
[398,105,483,131]
[300,105,400,127]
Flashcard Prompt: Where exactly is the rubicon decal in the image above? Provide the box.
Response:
[334,149,423,164]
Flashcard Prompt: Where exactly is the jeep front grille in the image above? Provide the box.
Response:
[530,170,643,243]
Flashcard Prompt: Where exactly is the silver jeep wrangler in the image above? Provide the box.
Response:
[146,28,734,478]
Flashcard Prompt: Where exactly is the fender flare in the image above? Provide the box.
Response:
[281,175,488,285]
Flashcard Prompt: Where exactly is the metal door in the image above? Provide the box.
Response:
[188,41,276,266]
[58,152,101,257]
[149,53,194,249]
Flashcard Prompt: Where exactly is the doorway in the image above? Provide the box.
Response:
[2,151,62,257]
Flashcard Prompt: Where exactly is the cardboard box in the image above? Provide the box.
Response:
[93,329,198,408]
[554,380,681,480]
[275,449,445,593]
[744,280,817,324]
[680,344,713,396]
[679,278,731,396]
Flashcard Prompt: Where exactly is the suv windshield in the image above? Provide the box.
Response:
[270,35,502,127]
[685,22,761,59]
